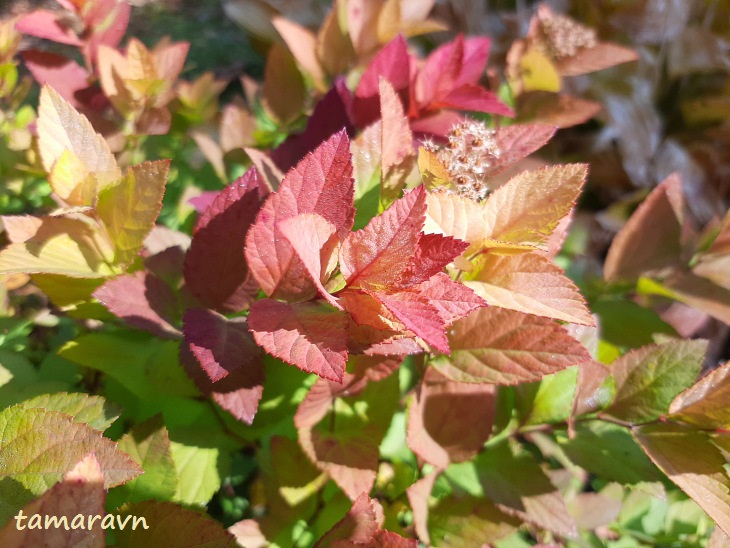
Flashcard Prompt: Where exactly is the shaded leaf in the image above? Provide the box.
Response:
[428,495,519,547]
[475,439,576,536]
[557,421,663,485]
[634,423,730,536]
[183,308,261,383]
[94,271,181,338]
[406,471,438,545]
[184,170,262,312]
[557,43,638,77]
[432,307,590,385]
[262,42,307,125]
[604,174,685,282]
[296,372,399,500]
[115,501,235,547]
[407,367,495,468]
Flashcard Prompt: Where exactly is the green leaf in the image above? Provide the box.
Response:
[556,421,663,485]
[606,340,707,423]
[474,439,576,536]
[58,332,198,400]
[21,392,121,431]
[428,496,520,547]
[0,406,141,525]
[115,501,235,547]
[592,299,678,349]
[107,416,177,509]
[519,366,578,426]
[96,160,170,266]
[169,437,226,506]
[634,423,730,536]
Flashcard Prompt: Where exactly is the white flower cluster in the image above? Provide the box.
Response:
[422,119,501,202]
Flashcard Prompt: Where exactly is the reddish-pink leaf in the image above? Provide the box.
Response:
[315,493,383,547]
[179,343,264,425]
[486,124,557,178]
[434,84,514,117]
[415,34,467,111]
[21,51,95,109]
[246,130,354,301]
[379,77,415,201]
[413,272,486,326]
[15,10,82,46]
[400,233,469,286]
[352,35,411,127]
[271,81,354,171]
[604,173,685,282]
[458,37,492,87]
[278,213,341,309]
[517,92,602,128]
[94,271,181,339]
[248,299,349,381]
[407,367,496,468]
[183,308,262,382]
[369,289,449,353]
[433,307,591,385]
[340,186,426,290]
[184,170,261,312]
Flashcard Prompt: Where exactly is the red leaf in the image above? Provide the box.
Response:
[184,169,262,312]
[352,35,412,127]
[21,51,94,109]
[433,307,591,385]
[379,77,415,201]
[248,299,349,382]
[15,10,82,46]
[179,343,264,425]
[369,289,449,353]
[415,34,466,111]
[94,271,181,339]
[413,272,486,326]
[406,472,438,544]
[340,186,426,290]
[434,84,514,117]
[400,233,469,286]
[278,213,341,309]
[246,130,355,301]
[407,367,496,468]
[183,308,262,382]
[271,81,354,171]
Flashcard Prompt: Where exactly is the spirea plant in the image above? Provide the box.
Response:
[0,1,729,546]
